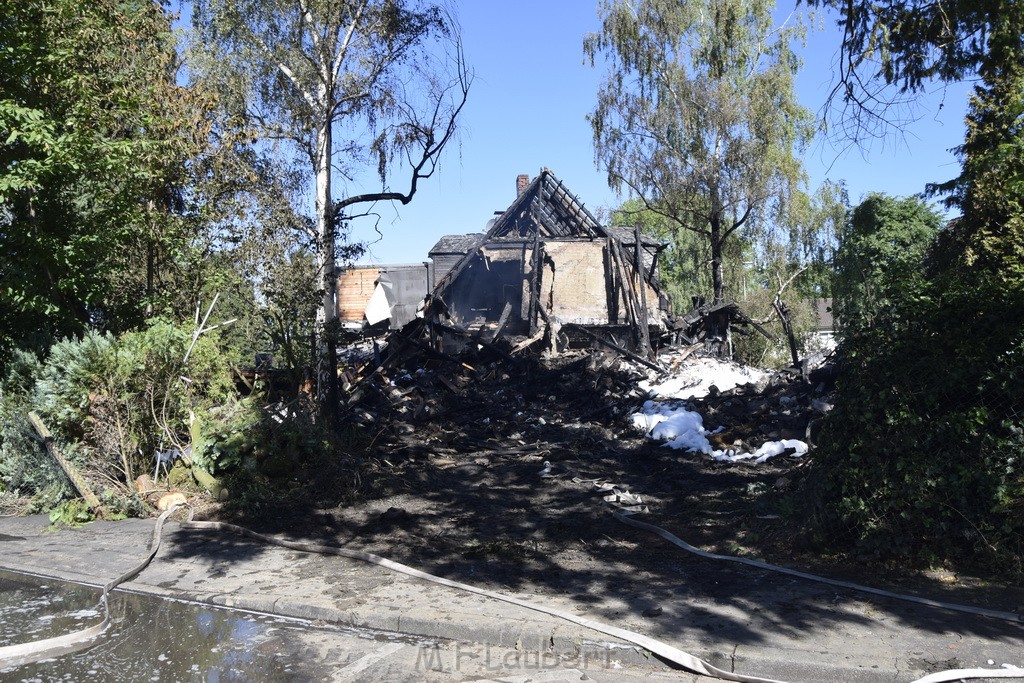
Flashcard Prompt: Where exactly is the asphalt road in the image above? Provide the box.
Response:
[1,514,1023,683]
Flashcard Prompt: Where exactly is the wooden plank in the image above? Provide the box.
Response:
[605,237,619,323]
[511,325,547,354]
[436,374,462,394]
[489,301,513,342]
[610,239,640,335]
[28,412,103,513]
[634,224,652,358]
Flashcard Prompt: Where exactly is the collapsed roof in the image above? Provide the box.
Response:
[423,169,669,359]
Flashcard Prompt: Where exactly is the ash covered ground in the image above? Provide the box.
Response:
[214,340,1023,618]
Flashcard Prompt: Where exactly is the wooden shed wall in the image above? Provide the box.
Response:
[337,267,380,322]
[430,254,464,288]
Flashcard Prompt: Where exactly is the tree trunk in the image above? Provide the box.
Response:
[710,183,725,303]
[146,199,156,318]
[710,221,725,303]
[314,121,338,424]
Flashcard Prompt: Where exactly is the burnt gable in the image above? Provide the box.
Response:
[487,169,604,239]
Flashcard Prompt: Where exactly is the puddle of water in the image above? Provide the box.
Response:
[0,571,102,648]
[0,570,412,681]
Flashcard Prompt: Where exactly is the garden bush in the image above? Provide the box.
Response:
[0,321,237,505]
[804,280,1024,576]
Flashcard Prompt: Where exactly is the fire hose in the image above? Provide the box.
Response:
[0,504,180,667]
[0,503,1022,683]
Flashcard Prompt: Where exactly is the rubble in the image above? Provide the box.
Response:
[337,321,837,476]
[255,327,843,599]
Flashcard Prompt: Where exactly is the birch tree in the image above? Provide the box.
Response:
[585,0,815,303]
[191,0,470,413]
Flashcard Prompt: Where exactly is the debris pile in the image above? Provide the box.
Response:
[302,330,839,589]
[340,337,653,458]
[337,323,836,474]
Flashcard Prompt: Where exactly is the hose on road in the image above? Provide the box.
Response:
[1,504,1022,683]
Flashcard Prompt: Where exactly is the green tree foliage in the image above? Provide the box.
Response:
[190,0,471,410]
[612,185,842,368]
[585,0,817,303]
[928,10,1024,287]
[0,0,210,366]
[803,0,1024,575]
[801,0,1023,140]
[769,179,847,300]
[831,193,942,336]
[611,198,751,311]
[169,120,323,372]
[256,250,321,371]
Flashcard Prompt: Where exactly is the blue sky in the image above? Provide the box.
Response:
[178,1,972,266]
[346,1,971,265]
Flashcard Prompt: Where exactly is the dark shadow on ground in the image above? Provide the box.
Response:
[210,350,1024,649]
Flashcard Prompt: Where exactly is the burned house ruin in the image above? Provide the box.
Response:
[334,171,790,367]
[425,170,670,358]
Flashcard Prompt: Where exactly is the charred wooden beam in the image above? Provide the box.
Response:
[634,224,652,358]
[489,301,513,342]
[527,233,542,334]
[564,323,665,374]
[730,307,776,341]
[772,297,801,368]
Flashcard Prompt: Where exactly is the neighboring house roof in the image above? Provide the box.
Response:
[605,225,664,248]
[809,298,834,331]
[429,233,485,256]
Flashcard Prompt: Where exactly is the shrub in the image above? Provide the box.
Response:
[0,347,84,499]
[804,280,1024,575]
[0,321,238,502]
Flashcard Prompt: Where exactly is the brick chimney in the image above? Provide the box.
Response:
[516,174,530,196]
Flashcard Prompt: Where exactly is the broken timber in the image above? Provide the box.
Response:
[634,225,652,359]
[564,323,665,374]
[772,297,801,368]
[28,411,103,513]
[669,300,775,354]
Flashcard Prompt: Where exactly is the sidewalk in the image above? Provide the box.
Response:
[1,514,1022,682]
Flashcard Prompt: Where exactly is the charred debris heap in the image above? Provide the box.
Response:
[332,170,828,458]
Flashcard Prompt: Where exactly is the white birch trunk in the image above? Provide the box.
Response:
[314,118,337,414]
